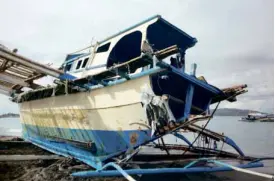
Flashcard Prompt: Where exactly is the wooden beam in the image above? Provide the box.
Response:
[14,65,35,74]
[5,70,29,79]
[0,72,30,87]
[0,59,8,71]
[0,46,63,78]
[8,67,33,77]
[25,74,45,82]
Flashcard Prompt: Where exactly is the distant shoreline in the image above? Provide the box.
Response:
[211,108,273,117]
[0,109,273,118]
[0,113,19,119]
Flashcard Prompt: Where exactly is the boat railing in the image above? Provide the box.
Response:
[11,45,180,102]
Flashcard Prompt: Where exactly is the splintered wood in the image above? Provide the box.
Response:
[0,45,62,95]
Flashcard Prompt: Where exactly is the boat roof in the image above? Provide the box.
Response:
[64,15,197,64]
[99,15,197,45]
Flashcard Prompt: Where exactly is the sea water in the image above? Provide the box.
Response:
[0,118,22,137]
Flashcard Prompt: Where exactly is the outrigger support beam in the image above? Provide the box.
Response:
[185,124,245,157]
[0,46,75,80]
[172,132,192,146]
[72,161,263,178]
[224,136,245,157]
[73,162,136,181]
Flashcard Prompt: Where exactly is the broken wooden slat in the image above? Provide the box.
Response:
[0,72,30,87]
[0,46,63,78]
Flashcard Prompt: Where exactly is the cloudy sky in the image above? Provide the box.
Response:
[0,0,273,113]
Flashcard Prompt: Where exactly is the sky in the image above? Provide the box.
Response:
[0,0,274,113]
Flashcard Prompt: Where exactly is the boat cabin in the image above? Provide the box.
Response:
[61,15,197,79]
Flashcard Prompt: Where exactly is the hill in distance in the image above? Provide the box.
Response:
[211,108,273,116]
[0,113,19,119]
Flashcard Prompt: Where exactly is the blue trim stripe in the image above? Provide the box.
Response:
[87,67,165,90]
[59,73,77,80]
[22,123,151,166]
[224,136,245,156]
[168,64,223,95]
[72,162,263,177]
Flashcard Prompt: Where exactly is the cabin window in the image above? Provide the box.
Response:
[76,60,82,70]
[107,31,142,69]
[96,43,111,53]
[82,58,89,68]
[65,63,72,72]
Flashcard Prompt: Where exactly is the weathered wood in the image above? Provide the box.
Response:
[0,46,63,77]
[25,74,45,82]
[0,59,8,71]
[15,65,37,74]
[0,72,29,87]
[155,45,179,60]
[8,67,34,77]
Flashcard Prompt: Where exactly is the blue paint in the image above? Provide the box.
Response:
[25,135,103,169]
[183,84,194,120]
[224,136,245,156]
[173,132,192,146]
[58,73,77,80]
[86,66,165,90]
[182,64,197,120]
[147,19,197,53]
[150,67,220,118]
[184,157,213,169]
[158,17,197,47]
[107,31,142,67]
[169,64,222,95]
[97,162,135,180]
[22,123,151,168]
[72,162,263,177]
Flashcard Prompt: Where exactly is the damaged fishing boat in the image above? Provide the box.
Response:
[0,15,273,180]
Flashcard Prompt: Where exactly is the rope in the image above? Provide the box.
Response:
[160,137,170,155]
[213,160,274,179]
[184,158,274,180]
[217,140,225,156]
[181,101,221,155]
[100,162,136,181]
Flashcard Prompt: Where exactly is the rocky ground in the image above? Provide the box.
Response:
[0,136,124,181]
[0,136,273,181]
